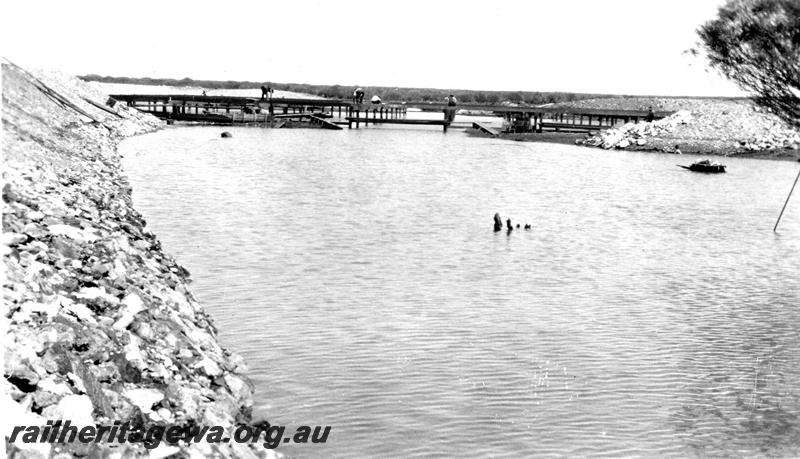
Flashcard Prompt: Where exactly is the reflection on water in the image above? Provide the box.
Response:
[121,125,800,458]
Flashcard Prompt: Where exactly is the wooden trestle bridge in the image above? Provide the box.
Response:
[110,94,671,133]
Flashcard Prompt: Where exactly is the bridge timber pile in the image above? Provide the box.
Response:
[110,94,672,133]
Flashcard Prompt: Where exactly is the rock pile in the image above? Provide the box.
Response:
[562,97,800,158]
[3,64,277,458]
[739,130,800,152]
[579,110,693,150]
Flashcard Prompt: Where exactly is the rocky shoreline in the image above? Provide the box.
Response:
[476,97,800,161]
[2,64,277,458]
[567,97,800,161]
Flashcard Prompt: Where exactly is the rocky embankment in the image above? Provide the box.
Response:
[2,64,276,458]
[562,97,800,160]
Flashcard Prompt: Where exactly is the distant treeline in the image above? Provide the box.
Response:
[79,74,620,105]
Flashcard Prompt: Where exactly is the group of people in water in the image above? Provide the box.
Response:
[493,213,531,233]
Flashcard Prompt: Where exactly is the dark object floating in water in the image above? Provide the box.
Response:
[220,131,232,138]
[524,224,531,230]
[493,213,502,232]
[678,159,726,173]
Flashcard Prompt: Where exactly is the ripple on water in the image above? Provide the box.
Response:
[122,127,800,458]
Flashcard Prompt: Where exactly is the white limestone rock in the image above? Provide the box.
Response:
[122,388,164,413]
[41,394,95,425]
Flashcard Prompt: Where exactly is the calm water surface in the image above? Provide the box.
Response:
[121,125,800,458]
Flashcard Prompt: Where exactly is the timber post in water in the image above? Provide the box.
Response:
[774,167,800,232]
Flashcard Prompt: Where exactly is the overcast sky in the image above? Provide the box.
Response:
[2,0,744,96]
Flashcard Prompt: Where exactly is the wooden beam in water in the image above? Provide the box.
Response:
[346,118,448,126]
[309,115,343,130]
[472,122,500,137]
[273,113,315,119]
[539,122,605,133]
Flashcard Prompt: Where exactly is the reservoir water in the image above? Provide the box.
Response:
[121,125,800,458]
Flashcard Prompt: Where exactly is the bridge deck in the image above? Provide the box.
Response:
[111,94,350,107]
[111,94,669,117]
[111,93,670,133]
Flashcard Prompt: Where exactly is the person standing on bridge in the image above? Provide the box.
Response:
[445,94,458,122]
[261,84,274,100]
[354,87,365,105]
[645,106,655,123]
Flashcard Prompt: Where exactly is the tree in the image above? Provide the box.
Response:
[457,92,474,103]
[384,89,402,101]
[697,0,800,126]
[509,91,525,104]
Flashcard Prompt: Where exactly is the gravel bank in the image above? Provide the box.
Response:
[2,64,277,458]
[559,97,800,161]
